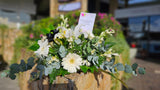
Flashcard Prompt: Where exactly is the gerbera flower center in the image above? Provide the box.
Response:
[69,58,75,64]
[63,30,66,34]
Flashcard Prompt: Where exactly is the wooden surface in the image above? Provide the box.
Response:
[29,71,112,90]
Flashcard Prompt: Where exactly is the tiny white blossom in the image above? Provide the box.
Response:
[103,49,119,58]
[106,28,115,36]
[82,60,91,66]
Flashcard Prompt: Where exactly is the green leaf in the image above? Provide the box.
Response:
[49,69,59,84]
[125,64,132,73]
[91,37,98,44]
[58,68,70,76]
[132,63,138,71]
[48,24,55,30]
[80,66,89,73]
[98,68,128,89]
[87,47,92,53]
[40,28,50,34]
[89,66,98,73]
[74,39,81,44]
[29,42,39,51]
[138,67,145,75]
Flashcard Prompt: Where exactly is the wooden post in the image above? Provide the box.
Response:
[50,0,58,18]
[109,0,118,16]
[81,0,88,12]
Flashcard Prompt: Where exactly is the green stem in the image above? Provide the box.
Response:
[98,68,128,89]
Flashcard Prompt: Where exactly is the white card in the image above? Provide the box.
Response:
[78,12,96,32]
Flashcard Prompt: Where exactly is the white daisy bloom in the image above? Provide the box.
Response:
[62,53,82,73]
[103,49,119,58]
[34,39,50,56]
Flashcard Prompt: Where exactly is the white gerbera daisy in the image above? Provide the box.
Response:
[34,39,50,56]
[62,53,82,73]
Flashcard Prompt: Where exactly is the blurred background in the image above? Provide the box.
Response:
[0,0,160,90]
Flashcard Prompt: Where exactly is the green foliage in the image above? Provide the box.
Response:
[8,57,35,80]
[125,64,133,73]
[0,24,8,30]
[58,45,67,58]
[80,65,98,73]
[49,68,70,84]
[138,67,146,75]
[29,42,40,51]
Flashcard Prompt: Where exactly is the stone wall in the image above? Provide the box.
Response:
[0,29,22,64]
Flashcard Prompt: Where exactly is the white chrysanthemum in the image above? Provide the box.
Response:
[62,53,82,73]
[34,39,50,56]
[103,49,119,58]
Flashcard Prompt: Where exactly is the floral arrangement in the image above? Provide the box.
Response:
[1,15,145,88]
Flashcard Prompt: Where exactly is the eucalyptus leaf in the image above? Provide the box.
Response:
[125,64,132,73]
[87,56,93,61]
[59,45,67,58]
[132,63,138,71]
[10,64,19,74]
[75,39,81,44]
[36,65,44,71]
[9,74,16,80]
[115,63,124,71]
[19,60,27,72]
[138,67,145,75]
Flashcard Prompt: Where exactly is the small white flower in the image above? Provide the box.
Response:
[62,53,82,73]
[91,49,96,54]
[106,28,115,36]
[34,39,50,56]
[46,56,59,64]
[88,32,95,39]
[82,60,91,66]
[103,49,119,58]
[74,25,83,38]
